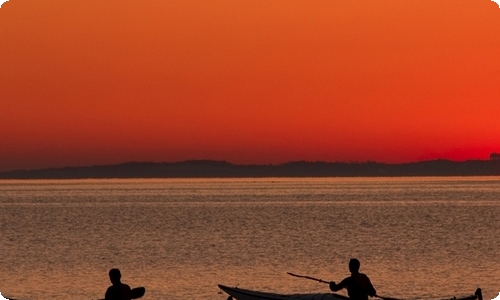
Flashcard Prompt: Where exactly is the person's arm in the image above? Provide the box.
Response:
[104,287,112,300]
[330,277,349,292]
[365,275,376,297]
[124,284,132,300]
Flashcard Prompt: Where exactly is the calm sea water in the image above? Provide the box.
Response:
[0,177,499,300]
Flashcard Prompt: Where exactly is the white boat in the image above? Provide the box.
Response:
[218,285,482,300]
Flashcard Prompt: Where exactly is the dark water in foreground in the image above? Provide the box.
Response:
[0,177,499,300]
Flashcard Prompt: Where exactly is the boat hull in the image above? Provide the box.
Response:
[218,285,350,300]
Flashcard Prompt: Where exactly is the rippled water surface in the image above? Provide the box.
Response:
[0,177,499,300]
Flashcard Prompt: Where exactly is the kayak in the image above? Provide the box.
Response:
[2,287,145,300]
[218,285,483,300]
[218,284,351,300]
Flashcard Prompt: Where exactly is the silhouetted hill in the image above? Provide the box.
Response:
[1,159,500,179]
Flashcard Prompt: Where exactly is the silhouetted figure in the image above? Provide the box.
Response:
[329,258,377,300]
[105,268,132,300]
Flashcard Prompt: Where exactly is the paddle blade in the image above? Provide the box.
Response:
[131,287,145,299]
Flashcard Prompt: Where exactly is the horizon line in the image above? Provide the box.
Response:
[1,157,499,173]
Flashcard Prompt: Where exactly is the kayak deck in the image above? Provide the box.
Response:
[218,284,351,300]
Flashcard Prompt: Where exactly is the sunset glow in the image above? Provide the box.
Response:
[1,0,500,171]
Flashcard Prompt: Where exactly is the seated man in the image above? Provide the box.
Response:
[329,259,377,300]
[105,268,132,300]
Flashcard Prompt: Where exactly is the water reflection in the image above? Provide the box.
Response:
[0,178,499,300]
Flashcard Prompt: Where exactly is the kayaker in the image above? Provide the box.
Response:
[329,258,377,300]
[105,268,132,300]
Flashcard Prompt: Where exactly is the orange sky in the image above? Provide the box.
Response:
[1,0,499,171]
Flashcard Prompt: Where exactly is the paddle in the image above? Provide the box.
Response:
[96,287,146,300]
[287,272,330,284]
[287,272,400,300]
[130,287,146,299]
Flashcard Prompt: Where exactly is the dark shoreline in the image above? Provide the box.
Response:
[1,159,500,179]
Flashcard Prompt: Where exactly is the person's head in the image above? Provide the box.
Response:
[109,268,122,285]
[349,258,360,273]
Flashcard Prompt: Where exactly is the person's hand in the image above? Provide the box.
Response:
[329,281,336,291]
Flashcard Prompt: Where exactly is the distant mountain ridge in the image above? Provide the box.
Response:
[1,159,500,179]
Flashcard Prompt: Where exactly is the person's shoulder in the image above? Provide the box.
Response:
[340,276,352,284]
[359,273,374,283]
[105,285,116,300]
